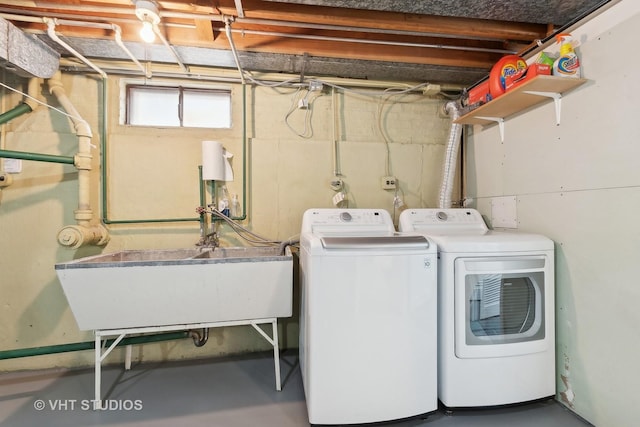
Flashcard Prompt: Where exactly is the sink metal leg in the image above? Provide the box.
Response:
[94,332,101,409]
[250,319,282,391]
[93,331,128,409]
[125,345,132,370]
[272,319,281,391]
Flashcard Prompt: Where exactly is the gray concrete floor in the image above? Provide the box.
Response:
[0,350,591,427]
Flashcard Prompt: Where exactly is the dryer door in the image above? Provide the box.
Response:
[454,256,549,358]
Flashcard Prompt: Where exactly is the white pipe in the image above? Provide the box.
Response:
[234,0,245,19]
[152,22,189,74]
[44,18,107,79]
[48,71,109,248]
[331,86,340,177]
[224,17,246,85]
[23,78,42,111]
[4,9,186,75]
[0,13,150,78]
[438,101,463,209]
[112,24,151,78]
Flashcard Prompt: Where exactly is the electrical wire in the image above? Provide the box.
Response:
[224,16,300,89]
[284,87,323,139]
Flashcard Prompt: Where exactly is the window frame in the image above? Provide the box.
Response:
[121,80,232,129]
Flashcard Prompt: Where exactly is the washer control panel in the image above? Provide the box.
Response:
[301,209,395,234]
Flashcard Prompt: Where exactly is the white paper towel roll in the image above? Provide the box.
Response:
[202,140,225,181]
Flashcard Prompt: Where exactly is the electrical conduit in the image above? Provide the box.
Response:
[48,72,109,248]
[438,101,463,209]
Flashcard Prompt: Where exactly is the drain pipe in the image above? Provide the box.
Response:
[188,328,209,347]
[47,72,109,248]
[438,100,463,209]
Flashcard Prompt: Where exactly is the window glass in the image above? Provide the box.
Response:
[128,87,180,126]
[183,89,231,128]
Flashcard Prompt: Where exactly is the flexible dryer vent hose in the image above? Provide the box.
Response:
[438,101,463,209]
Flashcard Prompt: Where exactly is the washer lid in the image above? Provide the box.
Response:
[320,234,430,250]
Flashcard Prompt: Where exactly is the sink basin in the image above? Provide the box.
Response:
[55,246,293,331]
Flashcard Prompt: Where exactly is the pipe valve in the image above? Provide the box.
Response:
[0,172,13,188]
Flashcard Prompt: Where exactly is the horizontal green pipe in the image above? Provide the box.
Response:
[0,103,32,125]
[0,149,74,165]
[0,331,189,360]
[102,217,200,225]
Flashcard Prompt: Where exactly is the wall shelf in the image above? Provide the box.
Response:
[455,75,588,141]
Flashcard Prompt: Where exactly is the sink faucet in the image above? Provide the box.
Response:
[198,231,219,248]
[196,205,220,249]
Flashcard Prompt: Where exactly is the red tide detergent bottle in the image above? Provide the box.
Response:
[553,33,581,78]
[489,55,527,99]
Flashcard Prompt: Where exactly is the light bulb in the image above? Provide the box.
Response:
[139,20,155,43]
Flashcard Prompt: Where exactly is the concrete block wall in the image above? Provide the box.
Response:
[0,72,453,370]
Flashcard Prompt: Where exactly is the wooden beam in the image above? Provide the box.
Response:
[215,0,548,42]
[211,29,499,68]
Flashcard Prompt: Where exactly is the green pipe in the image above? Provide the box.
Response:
[100,80,248,225]
[0,331,189,360]
[100,77,108,223]
[199,84,248,224]
[0,102,32,125]
[235,83,248,221]
[0,148,74,165]
[99,77,200,225]
[199,165,206,230]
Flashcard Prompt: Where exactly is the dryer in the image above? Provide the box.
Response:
[299,208,438,425]
[398,208,555,408]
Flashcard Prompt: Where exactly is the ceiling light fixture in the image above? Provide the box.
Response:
[135,0,160,43]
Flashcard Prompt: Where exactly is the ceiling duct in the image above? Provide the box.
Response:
[0,17,59,78]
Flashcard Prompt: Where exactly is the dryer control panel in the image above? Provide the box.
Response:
[398,208,489,234]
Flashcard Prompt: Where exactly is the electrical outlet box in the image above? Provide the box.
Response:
[381,176,397,190]
[309,81,323,91]
[330,178,344,191]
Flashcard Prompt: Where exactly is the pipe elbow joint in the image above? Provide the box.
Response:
[74,152,92,170]
[58,224,110,249]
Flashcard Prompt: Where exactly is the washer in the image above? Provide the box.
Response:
[299,208,438,425]
[398,208,555,408]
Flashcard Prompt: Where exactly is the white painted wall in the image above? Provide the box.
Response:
[465,3,640,426]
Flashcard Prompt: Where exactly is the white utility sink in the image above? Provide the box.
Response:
[55,246,293,331]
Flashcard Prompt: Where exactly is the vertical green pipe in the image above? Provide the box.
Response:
[100,77,108,223]
[240,83,248,219]
[99,79,248,224]
[100,78,199,224]
[0,103,32,125]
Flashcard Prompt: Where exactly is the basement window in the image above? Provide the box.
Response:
[125,85,231,128]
